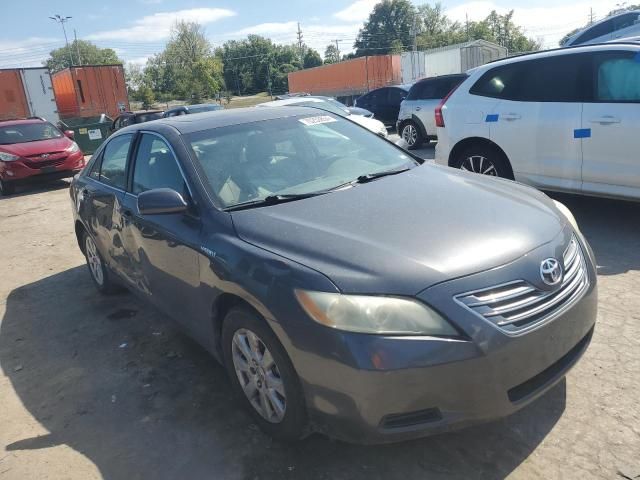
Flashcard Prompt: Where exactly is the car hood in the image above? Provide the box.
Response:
[348,114,386,134]
[0,137,72,157]
[231,165,565,295]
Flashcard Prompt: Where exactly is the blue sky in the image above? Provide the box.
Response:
[0,0,621,68]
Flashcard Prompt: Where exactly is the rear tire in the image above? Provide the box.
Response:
[222,306,308,441]
[82,231,119,294]
[0,179,15,196]
[452,144,513,179]
[400,121,424,149]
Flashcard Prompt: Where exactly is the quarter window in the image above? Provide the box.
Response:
[596,52,640,102]
[99,134,132,189]
[132,134,185,195]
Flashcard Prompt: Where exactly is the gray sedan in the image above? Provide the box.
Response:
[70,106,597,443]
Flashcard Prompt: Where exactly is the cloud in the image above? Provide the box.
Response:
[220,21,362,56]
[0,37,61,68]
[334,0,380,22]
[445,0,620,48]
[87,8,236,42]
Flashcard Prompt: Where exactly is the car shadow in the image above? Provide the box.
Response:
[0,178,71,200]
[548,193,640,276]
[1,266,565,480]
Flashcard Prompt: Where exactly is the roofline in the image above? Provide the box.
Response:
[0,66,52,72]
[486,40,640,64]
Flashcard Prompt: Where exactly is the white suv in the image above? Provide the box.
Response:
[435,43,640,200]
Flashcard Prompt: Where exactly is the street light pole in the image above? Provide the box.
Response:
[49,14,74,67]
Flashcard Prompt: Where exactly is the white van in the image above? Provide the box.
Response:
[434,43,640,200]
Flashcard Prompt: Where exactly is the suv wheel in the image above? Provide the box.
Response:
[452,144,512,179]
[0,178,15,196]
[400,121,424,149]
[223,306,308,441]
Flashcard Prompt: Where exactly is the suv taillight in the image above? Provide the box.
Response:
[435,82,462,128]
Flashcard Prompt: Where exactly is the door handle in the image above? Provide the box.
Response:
[590,116,620,125]
[502,113,521,121]
[415,106,421,111]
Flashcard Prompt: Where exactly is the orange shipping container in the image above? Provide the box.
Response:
[52,65,130,119]
[287,55,402,97]
[0,69,30,120]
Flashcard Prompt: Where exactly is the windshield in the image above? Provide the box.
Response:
[0,122,63,145]
[187,113,416,209]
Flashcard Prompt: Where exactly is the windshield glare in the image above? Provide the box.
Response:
[291,100,349,117]
[188,114,415,208]
[0,122,63,145]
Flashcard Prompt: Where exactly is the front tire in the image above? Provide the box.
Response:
[82,231,119,294]
[222,306,308,441]
[400,121,424,149]
[0,178,15,196]
[452,144,513,179]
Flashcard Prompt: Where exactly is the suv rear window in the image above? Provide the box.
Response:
[407,76,466,100]
[470,54,587,102]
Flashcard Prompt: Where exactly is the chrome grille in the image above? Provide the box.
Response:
[455,236,589,334]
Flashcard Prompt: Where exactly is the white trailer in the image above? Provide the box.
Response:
[19,68,59,123]
[422,40,507,77]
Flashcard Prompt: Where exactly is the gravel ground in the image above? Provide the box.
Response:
[0,165,638,480]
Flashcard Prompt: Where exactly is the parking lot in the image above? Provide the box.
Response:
[0,144,638,480]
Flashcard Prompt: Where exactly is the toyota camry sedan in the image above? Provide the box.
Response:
[70,107,597,443]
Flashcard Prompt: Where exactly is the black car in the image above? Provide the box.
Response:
[354,85,412,127]
[162,103,223,118]
[111,110,163,132]
[70,107,596,443]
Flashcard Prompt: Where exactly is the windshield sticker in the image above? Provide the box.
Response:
[299,115,337,126]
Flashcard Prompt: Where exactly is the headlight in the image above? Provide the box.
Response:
[295,290,457,336]
[0,152,19,162]
[553,200,580,233]
[66,142,80,153]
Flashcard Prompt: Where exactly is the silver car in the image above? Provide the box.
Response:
[397,74,467,149]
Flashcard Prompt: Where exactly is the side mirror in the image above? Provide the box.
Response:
[64,130,75,139]
[138,188,188,215]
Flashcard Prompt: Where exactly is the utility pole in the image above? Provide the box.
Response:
[412,15,417,52]
[334,39,341,61]
[49,14,74,67]
[267,62,273,99]
[466,13,470,41]
[588,7,595,25]
[297,22,304,67]
[74,29,82,66]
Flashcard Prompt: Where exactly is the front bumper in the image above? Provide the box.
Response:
[0,151,85,183]
[278,230,597,443]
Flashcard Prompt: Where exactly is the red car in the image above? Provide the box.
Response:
[0,118,85,196]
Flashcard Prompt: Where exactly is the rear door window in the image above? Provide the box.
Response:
[471,55,587,102]
[594,51,640,102]
[387,88,406,104]
[99,134,133,189]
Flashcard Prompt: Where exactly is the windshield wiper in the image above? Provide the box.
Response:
[355,167,411,184]
[225,191,328,211]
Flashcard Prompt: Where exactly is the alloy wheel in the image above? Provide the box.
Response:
[85,235,104,286]
[461,155,498,176]
[231,328,286,423]
[402,124,417,146]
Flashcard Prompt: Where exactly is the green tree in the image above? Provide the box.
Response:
[354,0,416,56]
[216,36,302,95]
[142,21,224,101]
[323,44,341,64]
[559,27,581,46]
[303,49,323,68]
[137,86,155,110]
[44,40,122,72]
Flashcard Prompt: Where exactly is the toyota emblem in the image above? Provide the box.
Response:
[540,258,563,286]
